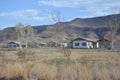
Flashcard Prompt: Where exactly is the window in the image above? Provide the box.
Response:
[13,44,16,47]
[9,45,12,48]
[75,42,79,46]
[82,42,87,46]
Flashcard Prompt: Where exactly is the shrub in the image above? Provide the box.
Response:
[77,55,92,65]
[48,57,75,65]
[16,49,34,59]
[0,51,6,64]
[16,50,26,59]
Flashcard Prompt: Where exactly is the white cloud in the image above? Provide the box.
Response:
[39,0,120,17]
[39,0,120,8]
[85,0,120,17]
[39,0,92,7]
[0,9,46,21]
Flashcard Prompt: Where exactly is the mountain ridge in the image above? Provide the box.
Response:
[0,14,120,42]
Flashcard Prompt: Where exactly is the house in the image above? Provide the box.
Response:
[71,37,99,49]
[47,41,57,47]
[57,42,68,48]
[61,42,68,48]
[39,42,47,47]
[7,41,26,49]
[97,39,110,49]
[47,41,68,48]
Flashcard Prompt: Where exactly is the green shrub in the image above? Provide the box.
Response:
[48,57,75,65]
[16,50,34,59]
[78,55,92,65]
[16,50,26,59]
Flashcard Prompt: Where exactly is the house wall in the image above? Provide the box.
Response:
[8,44,17,48]
[96,42,99,48]
[72,40,93,49]
[59,43,68,48]
[114,46,120,49]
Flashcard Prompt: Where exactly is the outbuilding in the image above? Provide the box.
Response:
[97,39,110,49]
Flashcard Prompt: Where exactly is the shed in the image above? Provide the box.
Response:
[97,39,110,49]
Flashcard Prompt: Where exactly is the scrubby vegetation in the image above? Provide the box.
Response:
[0,49,120,80]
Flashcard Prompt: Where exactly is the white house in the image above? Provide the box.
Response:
[71,38,98,49]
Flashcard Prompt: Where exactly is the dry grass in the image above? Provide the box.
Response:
[0,48,120,80]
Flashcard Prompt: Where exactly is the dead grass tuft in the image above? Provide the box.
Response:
[0,49,120,80]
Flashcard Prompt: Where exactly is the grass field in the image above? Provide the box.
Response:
[0,48,120,80]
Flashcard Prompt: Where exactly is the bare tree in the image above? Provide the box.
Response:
[51,10,71,57]
[15,23,34,49]
[107,14,119,49]
[51,10,64,42]
[15,23,25,49]
[25,25,34,48]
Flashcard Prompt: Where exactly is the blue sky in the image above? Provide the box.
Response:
[0,0,120,30]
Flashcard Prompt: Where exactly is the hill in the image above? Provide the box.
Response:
[0,14,120,42]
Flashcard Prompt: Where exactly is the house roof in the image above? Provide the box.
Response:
[39,42,46,45]
[97,39,110,42]
[8,41,21,45]
[8,41,26,45]
[71,37,97,42]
